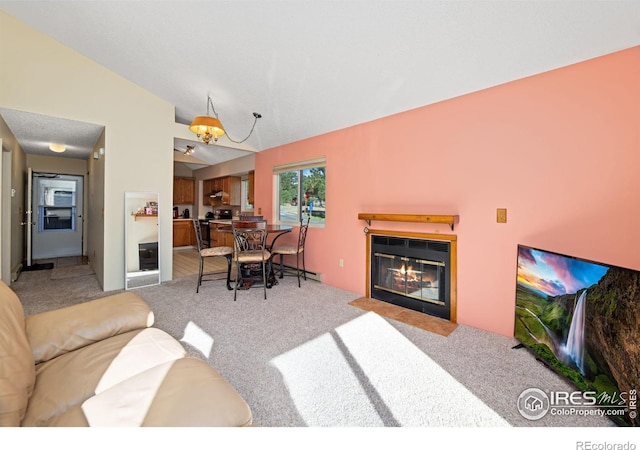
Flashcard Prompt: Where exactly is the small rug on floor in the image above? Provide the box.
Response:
[348,297,458,337]
[23,263,54,271]
[50,264,95,280]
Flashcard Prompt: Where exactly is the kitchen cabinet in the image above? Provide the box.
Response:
[173,220,196,247]
[208,222,219,247]
[202,176,241,206]
[218,227,235,249]
[247,170,255,206]
[208,222,234,249]
[226,176,241,205]
[202,179,214,205]
[210,225,218,247]
[173,177,195,204]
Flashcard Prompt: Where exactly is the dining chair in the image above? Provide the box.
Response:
[239,215,264,222]
[270,217,309,287]
[231,220,270,300]
[192,219,233,293]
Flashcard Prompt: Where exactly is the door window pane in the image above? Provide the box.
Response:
[37,179,77,232]
[41,207,75,230]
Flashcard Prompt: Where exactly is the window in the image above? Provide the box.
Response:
[37,180,77,232]
[241,176,254,212]
[274,158,326,226]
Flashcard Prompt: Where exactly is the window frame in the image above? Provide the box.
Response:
[240,175,254,212]
[273,157,326,227]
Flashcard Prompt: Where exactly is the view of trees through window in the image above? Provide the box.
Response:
[277,166,326,225]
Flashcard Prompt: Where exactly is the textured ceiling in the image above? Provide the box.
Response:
[0,108,104,160]
[1,1,639,164]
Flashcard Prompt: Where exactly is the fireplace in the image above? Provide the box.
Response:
[369,233,454,321]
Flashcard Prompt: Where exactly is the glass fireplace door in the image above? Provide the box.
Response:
[373,253,445,305]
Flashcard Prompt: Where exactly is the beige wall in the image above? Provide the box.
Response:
[173,162,194,178]
[0,11,175,290]
[26,154,87,174]
[0,115,26,282]
[87,131,106,286]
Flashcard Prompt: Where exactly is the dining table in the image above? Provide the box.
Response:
[219,223,293,288]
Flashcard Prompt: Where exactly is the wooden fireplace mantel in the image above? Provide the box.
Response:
[358,213,459,231]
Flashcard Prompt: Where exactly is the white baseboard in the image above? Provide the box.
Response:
[11,262,23,283]
[276,263,322,282]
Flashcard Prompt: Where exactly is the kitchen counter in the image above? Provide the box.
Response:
[173,218,193,221]
[208,219,233,225]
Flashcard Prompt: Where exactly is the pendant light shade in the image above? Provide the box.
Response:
[189,94,261,145]
[189,115,225,144]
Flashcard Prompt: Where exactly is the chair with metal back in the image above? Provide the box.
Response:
[231,220,271,300]
[239,215,264,222]
[270,217,309,287]
[192,219,233,292]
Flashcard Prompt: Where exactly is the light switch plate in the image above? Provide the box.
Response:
[497,208,507,223]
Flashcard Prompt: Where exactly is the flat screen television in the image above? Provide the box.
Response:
[514,244,639,426]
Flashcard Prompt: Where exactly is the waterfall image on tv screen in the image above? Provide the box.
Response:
[514,245,639,426]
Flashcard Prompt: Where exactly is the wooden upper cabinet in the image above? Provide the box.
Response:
[182,178,195,204]
[202,176,241,206]
[173,177,195,204]
[226,176,241,205]
[202,179,214,205]
[247,170,255,206]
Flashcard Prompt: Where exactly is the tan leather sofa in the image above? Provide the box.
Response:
[0,280,252,426]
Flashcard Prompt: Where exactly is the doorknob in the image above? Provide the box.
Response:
[20,221,34,226]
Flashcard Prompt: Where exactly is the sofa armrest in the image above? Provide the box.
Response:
[25,292,154,364]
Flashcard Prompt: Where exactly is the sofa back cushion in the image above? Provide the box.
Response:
[26,292,154,364]
[0,281,36,426]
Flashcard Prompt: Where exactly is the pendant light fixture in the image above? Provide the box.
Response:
[189,95,261,144]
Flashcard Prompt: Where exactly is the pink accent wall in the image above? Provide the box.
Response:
[255,47,640,337]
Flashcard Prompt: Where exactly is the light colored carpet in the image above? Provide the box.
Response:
[10,270,612,428]
[50,264,95,280]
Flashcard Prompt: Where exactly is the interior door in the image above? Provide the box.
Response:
[1,142,11,283]
[31,173,84,260]
[24,167,33,267]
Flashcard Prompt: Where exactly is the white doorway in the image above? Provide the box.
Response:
[31,172,84,260]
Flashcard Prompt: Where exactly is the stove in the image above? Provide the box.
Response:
[198,209,233,248]
[215,208,233,220]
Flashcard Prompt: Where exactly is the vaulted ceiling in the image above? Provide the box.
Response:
[1,1,639,165]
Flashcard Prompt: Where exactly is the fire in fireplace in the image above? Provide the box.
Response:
[370,235,451,320]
